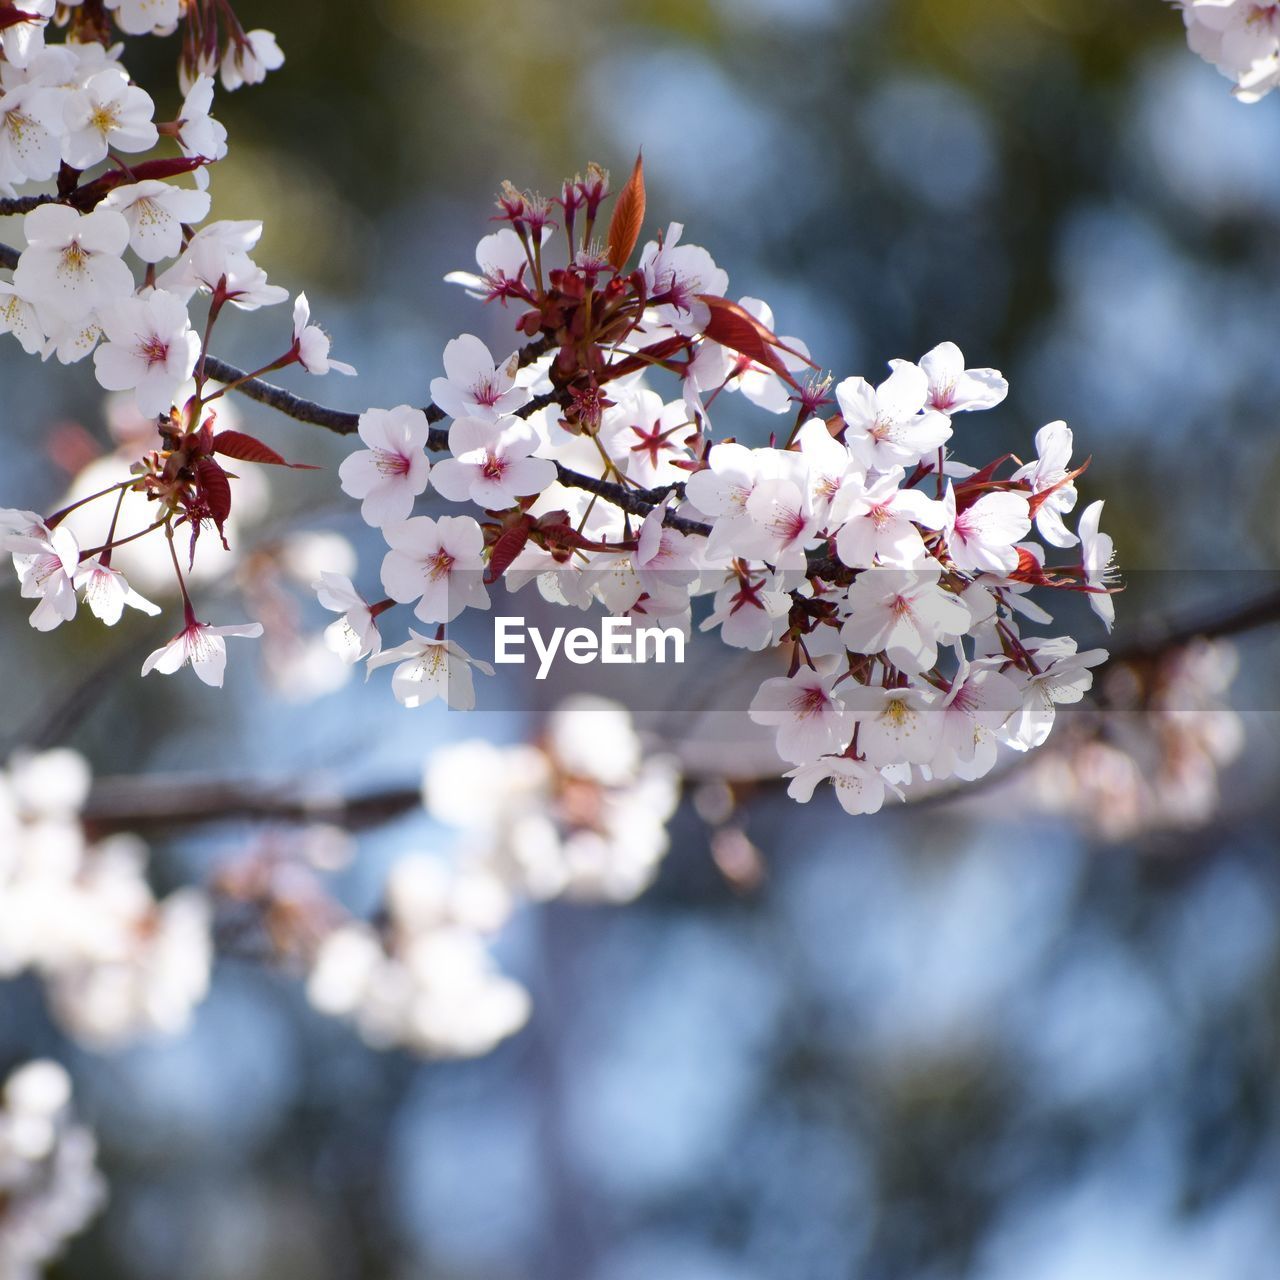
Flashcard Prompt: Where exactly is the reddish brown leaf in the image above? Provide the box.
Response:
[606,152,646,272]
[698,295,796,384]
[486,519,533,584]
[195,458,232,528]
[599,334,690,384]
[213,431,319,469]
[0,7,42,33]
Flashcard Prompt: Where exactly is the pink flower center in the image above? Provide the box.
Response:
[373,448,411,478]
[481,451,507,482]
[426,549,455,581]
[137,334,170,368]
[790,684,830,721]
[471,376,503,408]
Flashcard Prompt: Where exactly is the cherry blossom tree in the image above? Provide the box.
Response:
[0,3,1274,1266]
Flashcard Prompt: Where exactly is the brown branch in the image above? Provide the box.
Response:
[0,241,17,271]
[0,195,56,220]
[1108,585,1280,665]
[197,349,708,534]
[77,582,1280,834]
[83,775,422,836]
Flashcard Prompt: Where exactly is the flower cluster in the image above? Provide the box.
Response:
[1178,0,1280,101]
[329,162,1116,814]
[0,1060,105,1280]
[0,2,353,680]
[1029,638,1244,839]
[0,747,212,1046]
[306,696,680,1057]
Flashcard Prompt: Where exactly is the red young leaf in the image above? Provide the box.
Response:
[195,458,232,528]
[0,7,42,33]
[486,519,534,584]
[213,431,319,469]
[606,152,646,272]
[698,295,797,385]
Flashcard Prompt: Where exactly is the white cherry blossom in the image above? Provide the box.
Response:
[12,523,79,632]
[785,755,895,815]
[1010,420,1079,548]
[1003,637,1108,751]
[638,222,729,335]
[430,334,529,421]
[366,632,493,710]
[338,405,433,527]
[942,486,1031,576]
[175,74,228,179]
[314,572,381,663]
[699,569,793,650]
[443,227,535,298]
[836,363,952,471]
[292,293,355,375]
[0,281,43,355]
[831,469,947,569]
[73,559,160,625]
[100,180,210,264]
[914,341,1008,415]
[92,290,200,416]
[104,0,181,37]
[1078,499,1117,632]
[61,67,157,169]
[840,565,972,674]
[13,205,133,322]
[220,29,285,92]
[156,220,287,309]
[141,618,264,686]
[0,84,62,191]
[844,685,940,766]
[380,514,490,624]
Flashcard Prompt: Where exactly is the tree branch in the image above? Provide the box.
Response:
[0,195,57,220]
[77,581,1280,834]
[198,349,708,534]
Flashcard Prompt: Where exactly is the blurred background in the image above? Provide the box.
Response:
[4,0,1280,1276]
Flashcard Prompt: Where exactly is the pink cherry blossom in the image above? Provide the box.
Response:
[840,566,972,674]
[915,342,1008,415]
[430,417,556,510]
[430,335,529,421]
[749,663,855,764]
[942,487,1031,576]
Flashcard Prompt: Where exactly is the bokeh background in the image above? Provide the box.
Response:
[4,0,1280,1276]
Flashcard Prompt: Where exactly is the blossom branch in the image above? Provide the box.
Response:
[189,350,705,533]
[76,581,1280,834]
